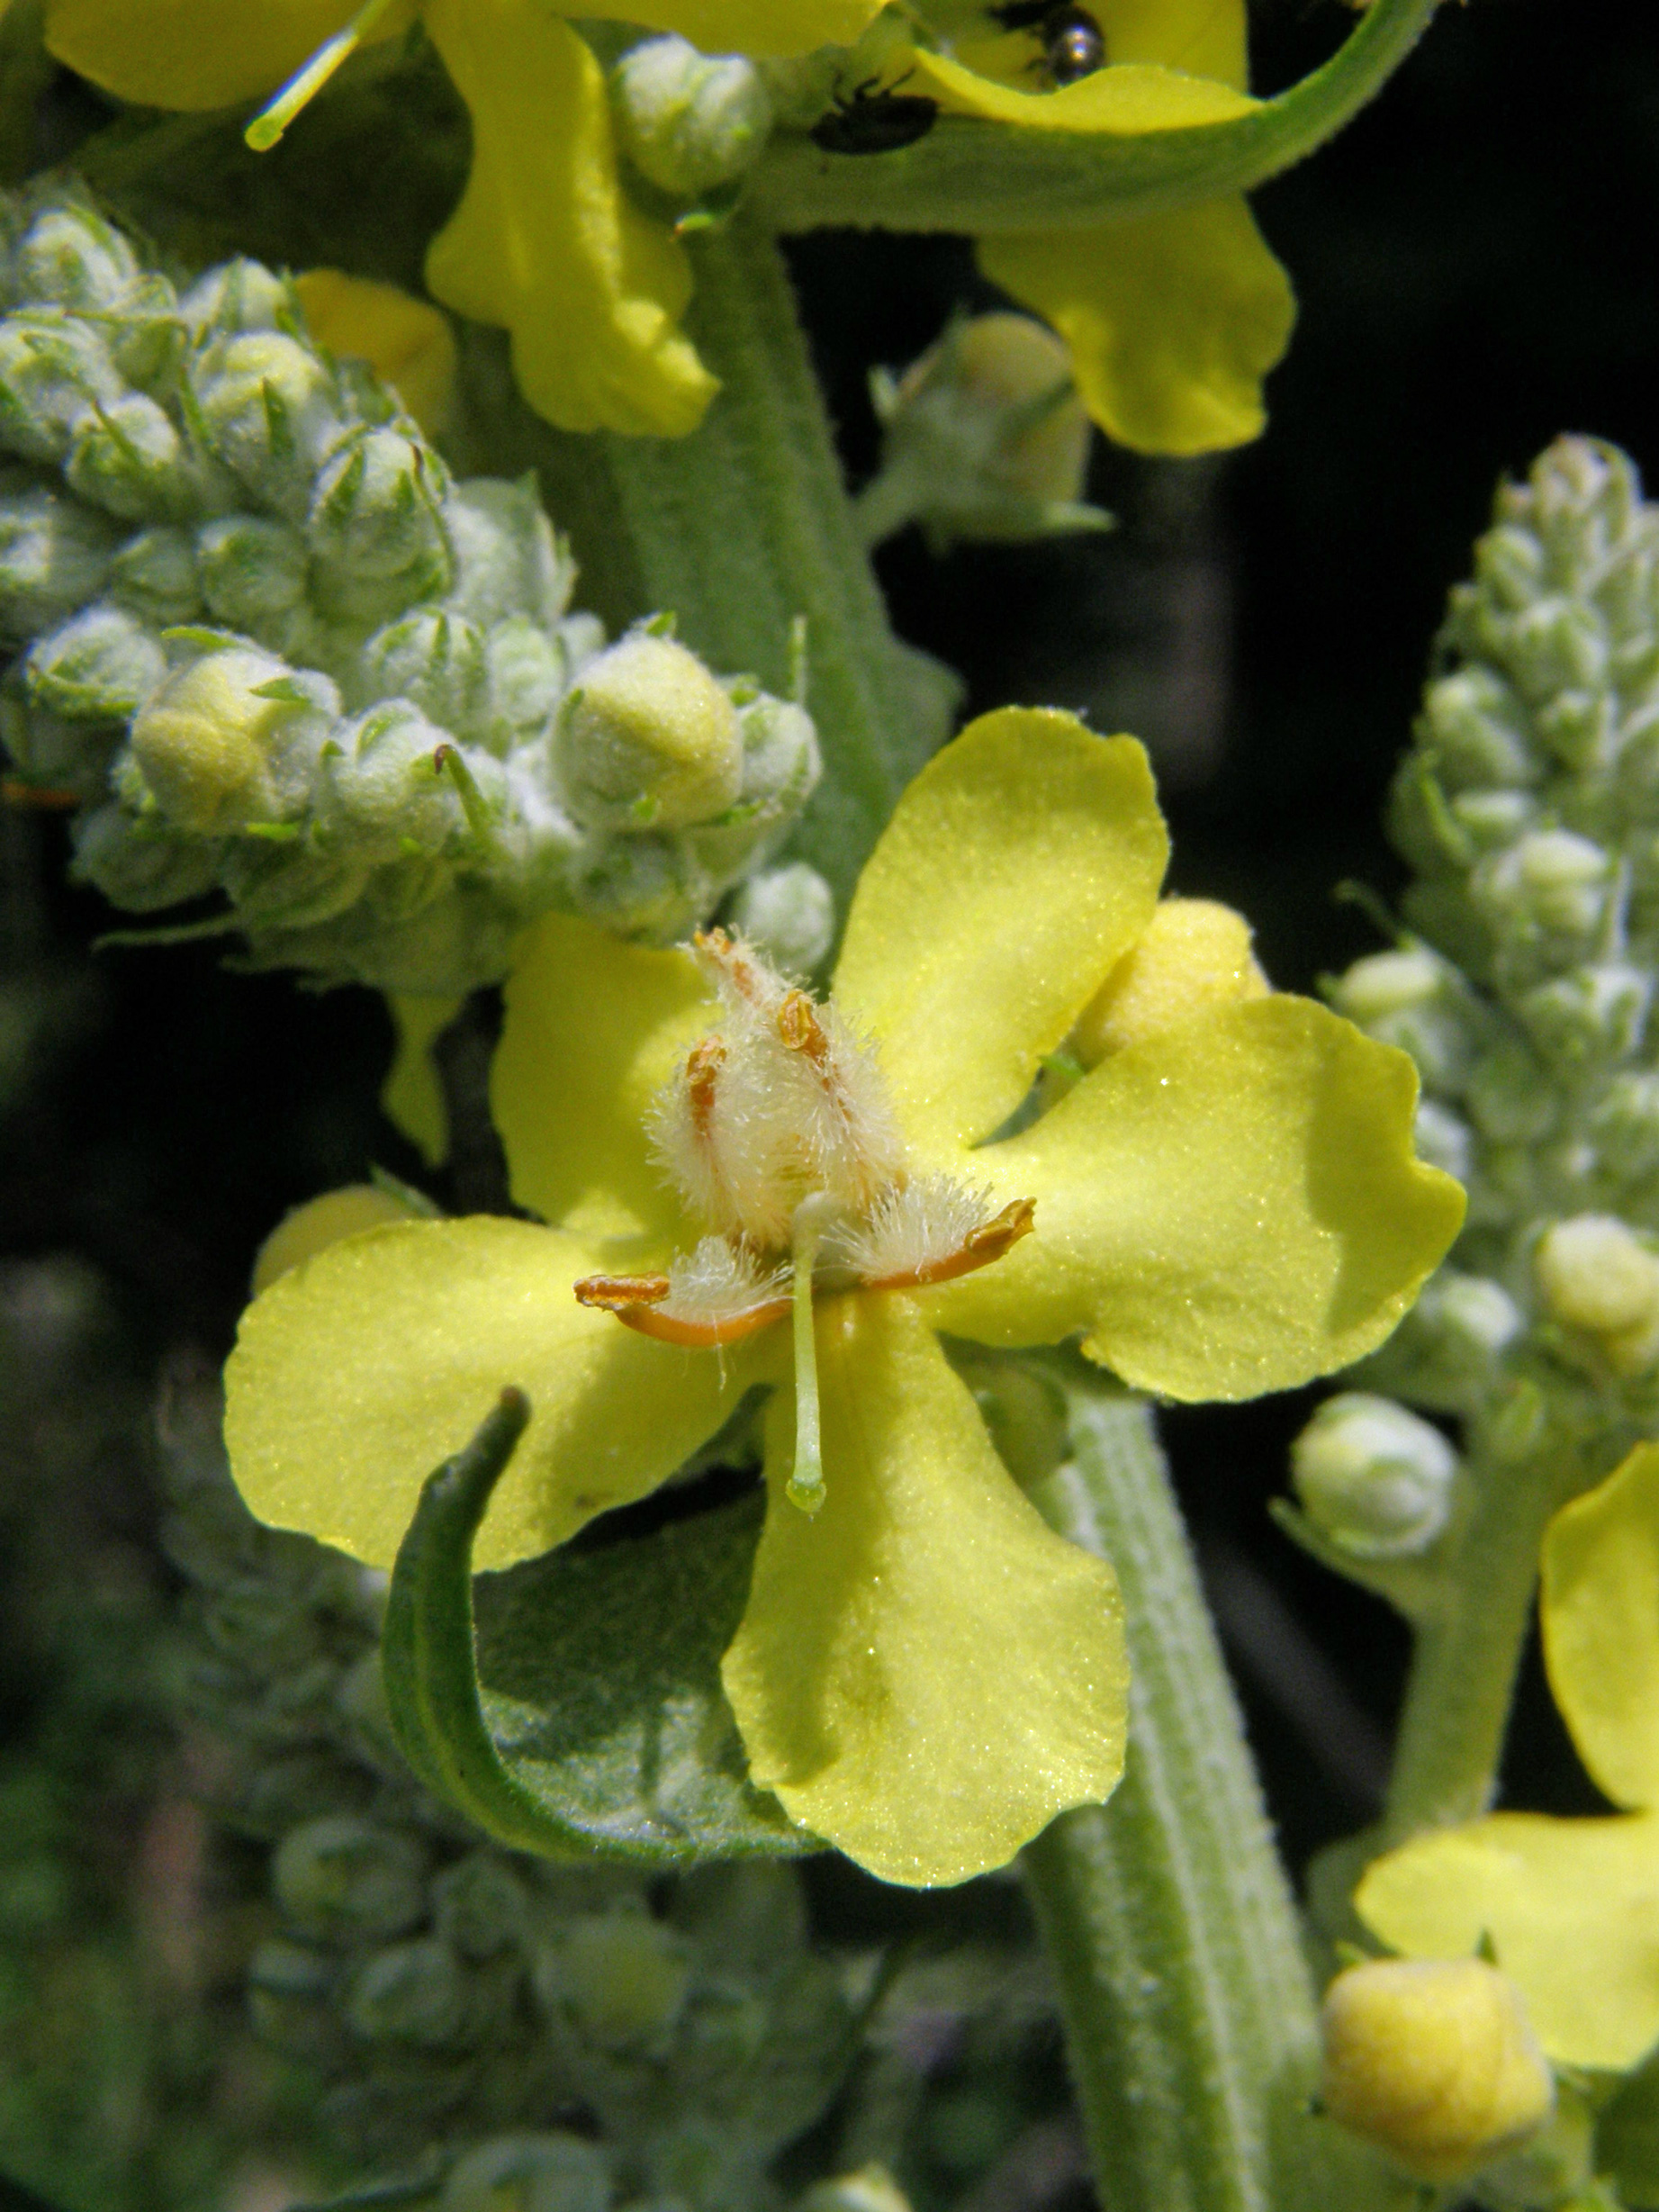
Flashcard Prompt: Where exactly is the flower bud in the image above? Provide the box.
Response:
[1473,521,1546,613]
[178,257,292,339]
[252,1184,414,1295]
[351,609,491,740]
[1073,898,1267,1066]
[1465,1038,1556,1144]
[246,1937,341,2059]
[1417,666,1537,790]
[440,2133,610,2212]
[726,862,835,978]
[129,647,329,833]
[1474,827,1609,945]
[484,614,573,740]
[1592,1070,1659,1181]
[613,36,775,198]
[565,831,693,942]
[1292,1393,1457,1558]
[345,1934,467,2046]
[544,1910,693,2053]
[306,425,453,624]
[1516,962,1649,1067]
[430,1851,530,1963]
[22,603,166,724]
[1447,787,1537,854]
[556,630,742,833]
[63,391,197,523]
[9,201,142,313]
[1367,1269,1524,1413]
[194,330,346,515]
[323,702,478,854]
[1320,1958,1554,2184]
[194,514,310,636]
[1328,946,1475,1092]
[272,1815,429,1943]
[862,313,1105,551]
[1535,1213,1659,1373]
[681,691,821,880]
[109,525,201,627]
[0,314,123,464]
[1504,596,1608,708]
[71,801,221,910]
[446,478,575,631]
[294,267,458,438]
[0,479,118,642]
[1411,1098,1473,1185]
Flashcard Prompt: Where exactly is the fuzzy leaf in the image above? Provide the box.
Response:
[383,1390,810,1863]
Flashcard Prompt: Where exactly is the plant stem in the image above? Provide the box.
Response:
[1023,1373,1399,2212]
[751,0,1441,236]
[457,211,955,921]
[1380,1444,1566,1842]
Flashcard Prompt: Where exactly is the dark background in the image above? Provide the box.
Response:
[3,0,1647,1879]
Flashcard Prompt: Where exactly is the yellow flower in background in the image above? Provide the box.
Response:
[42,0,883,438]
[1358,1440,1659,2072]
[293,266,459,436]
[222,708,1459,1887]
[905,0,1295,453]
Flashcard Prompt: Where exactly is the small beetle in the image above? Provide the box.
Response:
[809,76,941,155]
[990,1,1107,86]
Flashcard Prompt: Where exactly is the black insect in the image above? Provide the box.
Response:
[990,1,1107,86]
[809,75,940,155]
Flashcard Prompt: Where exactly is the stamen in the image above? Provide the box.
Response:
[786,1195,838,1515]
[574,1272,672,1312]
[835,1181,1038,1291]
[777,989,831,1065]
[573,1244,791,1348]
[245,0,402,149]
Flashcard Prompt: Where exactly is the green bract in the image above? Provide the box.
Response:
[0,187,820,993]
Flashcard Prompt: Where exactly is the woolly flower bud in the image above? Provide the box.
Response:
[0,315,122,465]
[307,426,453,624]
[556,629,742,832]
[1371,1269,1524,1413]
[1074,898,1267,1065]
[1320,1958,1554,2184]
[613,36,775,198]
[1474,826,1609,945]
[1516,961,1649,1067]
[0,480,118,644]
[1292,1393,1457,1558]
[545,1910,693,2053]
[345,1934,466,2046]
[1535,1214,1659,1373]
[194,331,345,515]
[1328,946,1474,1092]
[272,1815,428,1944]
[129,647,333,834]
[727,861,835,978]
[862,314,1105,551]
[441,2134,610,2212]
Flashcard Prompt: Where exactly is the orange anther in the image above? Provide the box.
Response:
[693,925,766,1006]
[777,989,831,1065]
[573,1272,672,1312]
[685,1035,725,1139]
[864,1196,1037,1292]
[603,1294,792,1348]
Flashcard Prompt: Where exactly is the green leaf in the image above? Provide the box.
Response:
[383,1391,811,1864]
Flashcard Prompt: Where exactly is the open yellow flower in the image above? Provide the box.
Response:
[1358,1442,1659,2072]
[43,0,881,437]
[224,708,1459,1886]
[906,0,1294,452]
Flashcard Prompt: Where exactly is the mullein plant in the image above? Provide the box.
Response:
[0,1,1600,2208]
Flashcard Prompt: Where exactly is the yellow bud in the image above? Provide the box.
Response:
[555,1911,691,2052]
[129,648,294,833]
[904,312,1090,514]
[1534,1213,1659,1374]
[252,1185,412,1296]
[1072,898,1268,1065]
[294,269,457,437]
[558,631,742,832]
[1320,1958,1555,2184]
[797,2166,915,2212]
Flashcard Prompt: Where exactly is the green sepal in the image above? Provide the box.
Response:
[382,1390,812,1864]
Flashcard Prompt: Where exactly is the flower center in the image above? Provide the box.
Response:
[573,929,1035,1512]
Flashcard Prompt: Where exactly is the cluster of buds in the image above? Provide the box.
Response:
[158,1358,856,2203]
[0,188,821,994]
[1293,438,1659,1565]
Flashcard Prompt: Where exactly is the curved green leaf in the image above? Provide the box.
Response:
[382,1390,812,1863]
[751,0,1439,235]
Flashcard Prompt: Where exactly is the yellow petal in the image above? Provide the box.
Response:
[491,912,711,1249]
[1072,895,1267,1064]
[908,49,1254,131]
[43,0,412,109]
[422,0,717,438]
[225,1214,765,1571]
[833,709,1168,1158]
[720,1292,1127,1886]
[922,996,1465,1401]
[383,992,460,1169]
[1540,1442,1659,1812]
[295,270,457,436]
[251,1183,415,1296]
[1357,1811,1659,2072]
[1095,0,1247,86]
[980,202,1294,456]
[598,0,885,59]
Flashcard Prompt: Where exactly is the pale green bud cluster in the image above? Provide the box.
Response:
[611,37,775,203]
[158,1371,854,2202]
[1304,438,1659,1561]
[0,188,820,993]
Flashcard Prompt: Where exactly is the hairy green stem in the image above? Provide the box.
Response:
[459,211,952,919]
[752,0,1441,235]
[1024,1375,1398,2212]
[1380,1446,1565,1842]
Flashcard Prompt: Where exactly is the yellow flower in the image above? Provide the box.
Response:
[1358,1440,1659,2071]
[223,708,1460,1886]
[904,0,1295,453]
[43,0,882,437]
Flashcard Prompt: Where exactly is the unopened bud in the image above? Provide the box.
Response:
[1417,666,1537,790]
[1474,827,1609,943]
[446,478,574,631]
[430,1851,530,1963]
[0,480,118,642]
[195,514,309,635]
[441,2133,610,2212]
[252,1184,414,1295]
[247,1937,340,2059]
[1516,962,1649,1066]
[1504,596,1608,709]
[1535,1214,1659,1373]
[613,36,774,198]
[294,267,458,438]
[1320,1958,1554,2184]
[64,391,194,523]
[556,629,742,832]
[178,257,292,339]
[545,1910,692,2053]
[861,313,1105,551]
[194,330,345,515]
[129,647,332,833]
[1474,522,1546,613]
[726,862,835,978]
[22,603,166,724]
[0,314,122,464]
[272,1815,428,1943]
[1292,1393,1456,1558]
[306,425,453,624]
[1592,1070,1659,1182]
[1367,1269,1524,1413]
[109,525,201,627]
[1074,898,1267,1065]
[324,703,488,853]
[1412,1098,1472,1185]
[345,1935,466,2046]
[1327,946,1474,1091]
